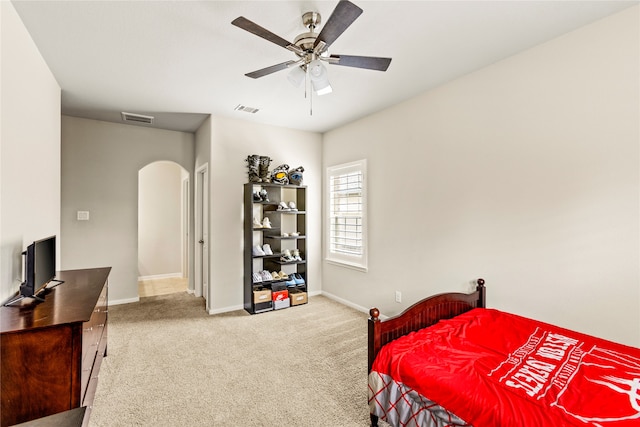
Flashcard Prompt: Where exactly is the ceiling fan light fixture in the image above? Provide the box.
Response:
[287,66,306,87]
[308,60,332,96]
[314,82,333,96]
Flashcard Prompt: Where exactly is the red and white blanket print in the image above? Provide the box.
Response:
[369,308,640,427]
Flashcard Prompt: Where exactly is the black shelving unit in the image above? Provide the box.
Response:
[243,183,308,314]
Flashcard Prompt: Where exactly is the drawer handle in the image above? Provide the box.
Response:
[94,308,101,313]
[84,327,93,332]
[97,323,105,328]
[91,375,99,380]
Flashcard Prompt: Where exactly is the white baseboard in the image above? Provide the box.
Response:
[208,304,244,315]
[320,290,370,315]
[110,288,384,320]
[320,291,389,320]
[138,272,182,281]
[109,296,140,306]
[201,291,384,319]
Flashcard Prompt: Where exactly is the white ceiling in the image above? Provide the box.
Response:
[11,0,638,134]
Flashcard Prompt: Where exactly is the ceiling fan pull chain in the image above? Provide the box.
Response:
[305,66,309,99]
[309,71,314,116]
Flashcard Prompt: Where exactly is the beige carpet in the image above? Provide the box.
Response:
[90,293,388,427]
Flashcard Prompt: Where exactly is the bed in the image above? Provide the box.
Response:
[368,279,640,427]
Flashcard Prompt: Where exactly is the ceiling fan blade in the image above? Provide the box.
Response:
[232,17,301,54]
[313,0,363,50]
[328,55,392,71]
[245,60,298,79]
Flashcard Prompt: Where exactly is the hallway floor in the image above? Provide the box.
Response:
[138,276,188,297]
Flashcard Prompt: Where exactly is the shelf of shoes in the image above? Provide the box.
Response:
[244,182,307,314]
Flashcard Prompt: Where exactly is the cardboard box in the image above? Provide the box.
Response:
[253,289,272,303]
[272,289,289,302]
[274,298,290,310]
[289,290,308,306]
[254,301,273,313]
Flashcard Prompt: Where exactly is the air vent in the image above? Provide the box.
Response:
[234,104,259,114]
[121,112,154,124]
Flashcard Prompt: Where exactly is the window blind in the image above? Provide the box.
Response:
[329,171,363,256]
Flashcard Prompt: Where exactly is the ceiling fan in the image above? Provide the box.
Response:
[231,0,392,97]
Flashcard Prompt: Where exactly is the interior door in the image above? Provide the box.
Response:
[196,165,209,307]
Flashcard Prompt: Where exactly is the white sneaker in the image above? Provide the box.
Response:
[277,201,290,211]
[292,249,303,261]
[252,272,262,283]
[280,249,294,263]
[288,201,298,211]
[253,217,263,228]
[262,217,272,228]
[262,244,273,255]
[253,245,266,256]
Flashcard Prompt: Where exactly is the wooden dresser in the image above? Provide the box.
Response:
[1,267,110,427]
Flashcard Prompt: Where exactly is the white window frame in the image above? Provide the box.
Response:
[325,159,368,272]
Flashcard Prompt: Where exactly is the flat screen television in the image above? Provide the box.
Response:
[4,235,61,306]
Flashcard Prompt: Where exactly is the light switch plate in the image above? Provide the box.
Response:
[77,211,90,221]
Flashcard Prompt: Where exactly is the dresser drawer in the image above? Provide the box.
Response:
[82,342,104,408]
[80,283,108,405]
[82,285,107,349]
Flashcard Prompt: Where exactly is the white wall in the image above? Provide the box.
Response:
[206,116,322,312]
[138,161,184,279]
[195,116,211,173]
[61,116,194,303]
[0,2,61,303]
[323,6,639,346]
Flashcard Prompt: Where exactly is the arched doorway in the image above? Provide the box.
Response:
[138,161,190,297]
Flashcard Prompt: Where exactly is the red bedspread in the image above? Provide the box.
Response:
[370,308,640,426]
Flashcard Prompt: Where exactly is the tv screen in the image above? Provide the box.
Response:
[33,235,56,293]
[5,235,57,306]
